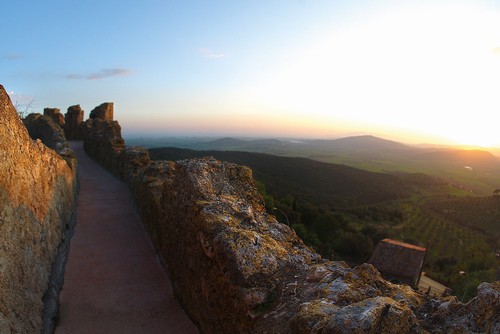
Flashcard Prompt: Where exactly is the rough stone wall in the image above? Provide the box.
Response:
[82,117,124,175]
[89,102,113,121]
[0,85,77,334]
[64,105,84,140]
[83,114,500,333]
[43,108,64,127]
[23,113,75,166]
[136,157,320,333]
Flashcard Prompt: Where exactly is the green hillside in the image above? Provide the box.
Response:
[423,196,500,250]
[132,135,500,195]
[149,147,417,209]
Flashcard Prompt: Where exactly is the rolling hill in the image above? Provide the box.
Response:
[148,147,421,209]
[131,135,500,196]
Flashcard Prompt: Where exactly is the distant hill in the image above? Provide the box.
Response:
[195,137,288,151]
[193,135,413,155]
[308,135,414,153]
[148,147,416,209]
[198,137,247,150]
[130,135,500,195]
[417,149,500,170]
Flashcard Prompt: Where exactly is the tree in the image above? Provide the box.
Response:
[256,181,275,211]
[292,223,320,249]
[14,98,34,119]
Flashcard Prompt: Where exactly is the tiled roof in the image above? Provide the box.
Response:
[368,239,427,287]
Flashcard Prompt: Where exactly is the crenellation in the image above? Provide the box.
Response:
[64,105,84,140]
[89,102,113,121]
[43,107,64,127]
[23,113,75,165]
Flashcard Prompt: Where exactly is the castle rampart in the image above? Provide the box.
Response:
[0,84,498,333]
[81,108,500,333]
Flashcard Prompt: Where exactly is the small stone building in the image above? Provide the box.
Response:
[368,238,426,288]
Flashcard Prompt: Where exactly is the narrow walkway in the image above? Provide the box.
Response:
[56,142,198,334]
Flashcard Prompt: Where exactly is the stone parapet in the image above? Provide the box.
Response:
[43,107,65,127]
[23,113,75,166]
[89,102,113,121]
[82,117,124,175]
[64,105,85,140]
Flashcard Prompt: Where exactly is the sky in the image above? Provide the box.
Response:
[3,0,500,147]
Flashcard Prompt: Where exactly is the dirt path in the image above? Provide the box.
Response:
[56,142,198,334]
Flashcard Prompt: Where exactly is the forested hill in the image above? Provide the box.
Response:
[130,135,500,195]
[149,147,431,209]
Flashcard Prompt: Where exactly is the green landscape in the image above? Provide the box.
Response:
[143,136,500,301]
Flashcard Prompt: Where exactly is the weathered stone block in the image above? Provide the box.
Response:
[43,107,65,126]
[89,102,113,121]
[23,113,75,164]
[83,118,124,176]
[64,105,84,140]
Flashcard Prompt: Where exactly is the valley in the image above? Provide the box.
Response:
[145,136,500,301]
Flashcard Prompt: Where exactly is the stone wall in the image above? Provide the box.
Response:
[82,117,125,175]
[23,113,75,166]
[82,115,500,333]
[64,105,84,140]
[0,85,77,334]
[89,102,113,121]
[43,108,64,127]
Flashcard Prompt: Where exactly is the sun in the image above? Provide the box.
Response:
[245,2,500,147]
[449,132,499,149]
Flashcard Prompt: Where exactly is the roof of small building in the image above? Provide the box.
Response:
[368,238,427,287]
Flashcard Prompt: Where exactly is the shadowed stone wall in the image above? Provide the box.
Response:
[43,108,64,127]
[64,105,84,140]
[89,102,113,121]
[23,113,75,166]
[82,116,124,175]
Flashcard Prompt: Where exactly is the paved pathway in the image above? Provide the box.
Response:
[56,142,198,334]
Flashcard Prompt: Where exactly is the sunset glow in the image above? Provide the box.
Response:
[244,4,500,147]
[3,1,500,148]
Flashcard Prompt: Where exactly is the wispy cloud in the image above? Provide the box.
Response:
[67,68,132,80]
[198,48,226,59]
[8,91,34,103]
[2,53,22,60]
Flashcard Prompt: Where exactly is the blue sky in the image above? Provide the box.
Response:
[3,0,500,147]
